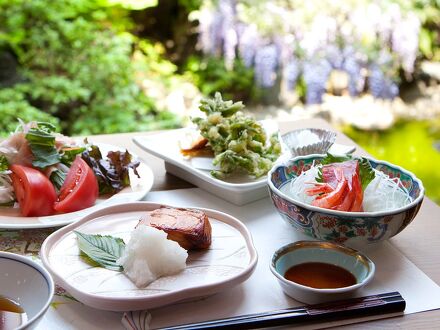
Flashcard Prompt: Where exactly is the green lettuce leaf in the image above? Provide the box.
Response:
[49,167,68,191]
[0,155,14,205]
[75,231,125,271]
[81,145,140,194]
[0,155,9,172]
[60,146,86,166]
[25,122,60,168]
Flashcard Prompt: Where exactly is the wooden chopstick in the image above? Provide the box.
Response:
[159,292,405,329]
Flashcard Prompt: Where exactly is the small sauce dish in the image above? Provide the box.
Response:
[0,251,54,329]
[270,241,375,304]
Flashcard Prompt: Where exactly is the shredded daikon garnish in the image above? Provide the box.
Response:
[287,165,321,205]
[362,169,412,212]
[283,164,413,212]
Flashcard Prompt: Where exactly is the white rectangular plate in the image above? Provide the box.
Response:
[133,122,280,205]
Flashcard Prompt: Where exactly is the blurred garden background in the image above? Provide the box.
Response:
[0,0,439,203]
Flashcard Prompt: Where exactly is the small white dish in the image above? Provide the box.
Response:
[133,121,279,205]
[40,202,258,311]
[0,143,154,229]
[270,241,375,304]
[282,128,336,156]
[281,128,355,157]
[0,251,55,330]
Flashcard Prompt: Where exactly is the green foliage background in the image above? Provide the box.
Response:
[184,56,259,103]
[0,0,439,204]
[0,0,181,136]
[343,120,440,204]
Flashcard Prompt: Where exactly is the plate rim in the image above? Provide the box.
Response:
[0,143,154,229]
[40,201,258,311]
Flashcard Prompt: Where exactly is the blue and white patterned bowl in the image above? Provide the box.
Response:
[267,154,424,247]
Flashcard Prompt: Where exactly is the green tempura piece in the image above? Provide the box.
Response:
[192,92,281,179]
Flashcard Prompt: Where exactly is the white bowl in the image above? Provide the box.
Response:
[270,241,375,304]
[0,252,54,329]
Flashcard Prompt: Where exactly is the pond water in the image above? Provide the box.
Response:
[342,120,440,205]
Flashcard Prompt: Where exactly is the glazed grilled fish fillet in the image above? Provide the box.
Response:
[137,207,212,250]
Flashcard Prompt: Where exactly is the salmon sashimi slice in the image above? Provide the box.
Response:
[333,183,355,211]
[349,171,364,212]
[307,160,364,212]
[305,183,334,196]
[311,167,348,209]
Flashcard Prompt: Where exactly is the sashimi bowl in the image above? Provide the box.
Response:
[267,154,424,247]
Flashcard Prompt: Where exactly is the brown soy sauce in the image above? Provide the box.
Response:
[284,262,357,289]
[0,295,27,330]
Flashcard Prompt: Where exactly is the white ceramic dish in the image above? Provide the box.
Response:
[133,124,354,205]
[270,241,375,304]
[0,251,55,330]
[40,202,258,311]
[133,121,279,205]
[0,143,154,229]
[281,128,356,157]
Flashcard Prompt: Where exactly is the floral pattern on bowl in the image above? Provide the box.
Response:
[267,154,424,247]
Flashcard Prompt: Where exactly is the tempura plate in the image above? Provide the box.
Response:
[133,121,279,205]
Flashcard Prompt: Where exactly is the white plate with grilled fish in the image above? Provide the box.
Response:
[40,202,258,311]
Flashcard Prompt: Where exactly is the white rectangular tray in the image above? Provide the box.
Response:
[133,127,274,205]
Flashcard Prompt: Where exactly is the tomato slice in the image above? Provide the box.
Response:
[54,156,98,213]
[10,165,57,216]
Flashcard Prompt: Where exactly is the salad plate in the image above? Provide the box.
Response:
[40,201,258,311]
[0,143,154,229]
[133,121,280,205]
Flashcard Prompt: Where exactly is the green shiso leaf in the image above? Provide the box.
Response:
[25,122,60,168]
[74,231,125,271]
[358,157,376,190]
[320,153,352,165]
[317,153,375,190]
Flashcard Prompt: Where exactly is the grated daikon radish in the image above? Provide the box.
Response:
[117,226,188,288]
